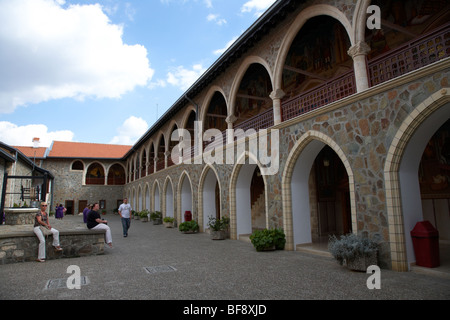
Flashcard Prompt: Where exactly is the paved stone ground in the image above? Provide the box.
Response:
[0,214,449,302]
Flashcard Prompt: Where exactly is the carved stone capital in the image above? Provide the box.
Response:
[226,114,237,124]
[347,41,371,58]
[270,89,286,100]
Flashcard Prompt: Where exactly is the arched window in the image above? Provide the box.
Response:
[107,164,126,185]
[86,163,105,185]
[72,160,84,171]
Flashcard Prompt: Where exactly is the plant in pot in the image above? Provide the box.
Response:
[207,215,230,240]
[163,216,175,228]
[250,228,286,252]
[150,211,162,225]
[139,209,149,222]
[328,233,378,271]
[132,210,138,219]
[179,220,199,234]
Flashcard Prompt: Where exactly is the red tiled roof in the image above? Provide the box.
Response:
[47,141,131,159]
[13,146,47,159]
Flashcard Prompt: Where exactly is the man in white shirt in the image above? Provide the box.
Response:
[118,198,132,237]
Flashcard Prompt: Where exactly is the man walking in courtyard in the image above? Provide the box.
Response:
[118,198,132,237]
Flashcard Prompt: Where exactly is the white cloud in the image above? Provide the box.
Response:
[241,0,276,16]
[207,13,227,26]
[213,36,239,56]
[0,0,154,113]
[166,64,206,91]
[0,121,74,147]
[109,116,148,145]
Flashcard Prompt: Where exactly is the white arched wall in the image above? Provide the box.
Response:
[145,184,151,211]
[236,163,257,237]
[200,165,221,229]
[395,98,450,267]
[164,178,174,218]
[230,152,268,239]
[282,130,356,251]
[290,140,325,246]
[179,172,193,223]
[384,88,450,271]
[153,181,161,212]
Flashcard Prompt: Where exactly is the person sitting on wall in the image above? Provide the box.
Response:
[33,202,63,262]
[87,202,113,248]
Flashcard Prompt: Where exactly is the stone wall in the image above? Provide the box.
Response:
[42,158,125,214]
[0,229,106,265]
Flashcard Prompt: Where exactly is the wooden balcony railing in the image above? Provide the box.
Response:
[234,108,274,132]
[368,23,450,86]
[85,177,105,185]
[281,70,356,122]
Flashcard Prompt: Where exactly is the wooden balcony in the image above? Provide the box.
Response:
[368,23,450,86]
[281,70,356,122]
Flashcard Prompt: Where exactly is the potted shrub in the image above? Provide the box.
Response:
[139,209,149,222]
[163,216,175,228]
[250,228,286,252]
[207,215,230,240]
[150,211,162,225]
[328,233,378,271]
[179,220,199,234]
[132,210,138,219]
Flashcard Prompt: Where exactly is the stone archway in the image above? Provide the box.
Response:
[384,88,450,271]
[229,152,268,240]
[198,165,221,232]
[282,130,356,251]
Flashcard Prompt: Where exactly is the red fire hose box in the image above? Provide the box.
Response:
[184,211,192,222]
[410,221,440,268]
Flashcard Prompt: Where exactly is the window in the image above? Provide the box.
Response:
[72,160,84,171]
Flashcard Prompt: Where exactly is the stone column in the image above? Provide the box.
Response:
[270,89,286,125]
[347,41,371,92]
[226,114,237,144]
[153,157,158,173]
[164,150,171,169]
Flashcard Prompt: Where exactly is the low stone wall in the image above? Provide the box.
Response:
[4,208,38,225]
[0,229,106,264]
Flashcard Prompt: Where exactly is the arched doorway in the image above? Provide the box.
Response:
[232,158,267,240]
[153,181,161,212]
[397,104,450,267]
[180,173,193,223]
[164,179,174,218]
[201,166,221,231]
[313,146,352,241]
[283,133,354,251]
[384,90,450,271]
[419,120,450,242]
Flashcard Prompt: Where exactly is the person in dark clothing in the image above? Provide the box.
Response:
[87,203,113,248]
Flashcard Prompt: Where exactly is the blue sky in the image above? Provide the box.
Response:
[0,0,276,147]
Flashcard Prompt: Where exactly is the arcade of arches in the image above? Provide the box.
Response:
[124,1,450,271]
